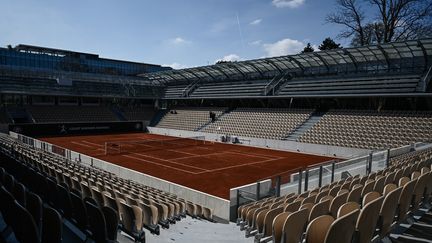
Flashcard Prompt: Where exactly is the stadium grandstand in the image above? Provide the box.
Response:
[1,37,432,243]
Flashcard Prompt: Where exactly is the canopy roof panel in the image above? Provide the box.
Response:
[139,39,432,85]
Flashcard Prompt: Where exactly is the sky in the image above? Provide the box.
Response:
[0,0,353,69]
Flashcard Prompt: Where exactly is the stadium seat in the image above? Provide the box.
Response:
[11,200,40,243]
[42,206,62,243]
[26,191,43,234]
[354,196,383,243]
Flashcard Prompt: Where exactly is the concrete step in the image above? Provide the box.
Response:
[284,112,325,141]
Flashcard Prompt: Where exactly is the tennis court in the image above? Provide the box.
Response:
[41,133,333,199]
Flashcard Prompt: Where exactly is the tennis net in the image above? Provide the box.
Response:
[104,136,207,155]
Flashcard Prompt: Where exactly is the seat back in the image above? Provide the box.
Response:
[412,173,428,210]
[0,186,15,226]
[12,200,40,243]
[272,212,290,243]
[42,206,62,243]
[4,173,15,192]
[330,192,348,217]
[382,183,397,196]
[85,201,109,243]
[361,180,375,197]
[102,192,118,211]
[398,176,410,187]
[305,215,334,243]
[325,209,360,243]
[102,206,119,241]
[396,177,415,221]
[379,187,402,237]
[337,201,360,218]
[373,176,386,194]
[284,201,301,212]
[262,207,283,237]
[118,201,144,239]
[355,196,383,243]
[309,199,331,222]
[202,207,213,221]
[26,191,43,233]
[347,184,362,204]
[282,208,309,243]
[13,182,27,206]
[58,184,73,218]
[362,191,381,206]
[140,201,159,226]
[70,191,89,231]
[314,190,329,203]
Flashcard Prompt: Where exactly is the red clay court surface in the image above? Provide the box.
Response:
[41,133,333,199]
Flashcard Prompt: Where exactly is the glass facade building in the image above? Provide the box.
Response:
[0,44,170,76]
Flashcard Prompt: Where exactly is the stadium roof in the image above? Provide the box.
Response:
[139,39,432,85]
[12,44,165,67]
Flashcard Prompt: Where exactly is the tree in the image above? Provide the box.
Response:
[326,0,367,45]
[301,43,315,53]
[327,0,432,46]
[318,37,342,50]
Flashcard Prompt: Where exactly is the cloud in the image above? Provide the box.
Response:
[249,19,262,25]
[163,62,188,69]
[170,37,190,45]
[263,38,305,57]
[215,54,242,63]
[249,40,262,46]
[272,0,305,8]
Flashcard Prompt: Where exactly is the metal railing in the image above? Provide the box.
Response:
[234,148,397,218]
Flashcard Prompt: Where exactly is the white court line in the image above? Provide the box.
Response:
[166,149,196,156]
[229,150,283,160]
[130,152,210,172]
[71,141,105,152]
[123,154,202,175]
[194,157,281,174]
[81,140,104,148]
[71,141,94,148]
[169,151,229,160]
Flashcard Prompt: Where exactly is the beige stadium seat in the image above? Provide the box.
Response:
[284,200,301,212]
[396,179,416,222]
[202,207,213,221]
[373,176,386,194]
[347,184,363,204]
[362,191,381,206]
[377,187,402,238]
[309,199,331,222]
[382,183,398,196]
[337,201,360,218]
[361,180,375,197]
[330,191,348,217]
[354,196,384,243]
[255,207,284,241]
[305,209,359,243]
[273,208,309,243]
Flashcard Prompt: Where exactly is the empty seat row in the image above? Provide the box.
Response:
[236,146,432,243]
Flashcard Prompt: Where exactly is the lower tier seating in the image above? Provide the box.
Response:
[156,107,227,131]
[0,134,213,243]
[236,146,432,243]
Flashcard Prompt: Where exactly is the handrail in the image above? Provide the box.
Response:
[258,166,303,182]
[263,74,281,95]
[421,65,432,91]
[182,80,200,97]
